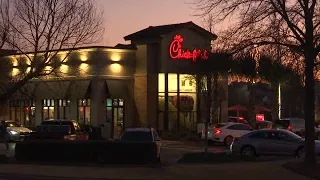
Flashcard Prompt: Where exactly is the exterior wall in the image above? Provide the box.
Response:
[3,47,136,138]
[160,28,211,73]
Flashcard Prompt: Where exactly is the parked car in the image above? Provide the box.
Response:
[201,122,253,146]
[119,127,161,162]
[29,119,89,140]
[0,121,32,142]
[231,129,320,158]
[274,118,320,139]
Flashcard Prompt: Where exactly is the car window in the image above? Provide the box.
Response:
[277,131,292,140]
[121,131,153,141]
[5,122,20,127]
[249,131,268,139]
[228,124,252,130]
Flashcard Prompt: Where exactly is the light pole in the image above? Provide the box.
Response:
[278,83,281,119]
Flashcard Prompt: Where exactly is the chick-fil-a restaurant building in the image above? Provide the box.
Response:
[1,21,228,139]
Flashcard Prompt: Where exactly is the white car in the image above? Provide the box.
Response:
[201,122,253,146]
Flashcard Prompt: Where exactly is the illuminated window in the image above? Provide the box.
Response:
[181,80,186,86]
[58,99,71,119]
[9,100,22,125]
[23,100,36,126]
[106,99,124,138]
[42,99,55,120]
[78,99,90,125]
[157,73,198,131]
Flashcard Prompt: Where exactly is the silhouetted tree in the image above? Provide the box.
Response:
[195,0,320,163]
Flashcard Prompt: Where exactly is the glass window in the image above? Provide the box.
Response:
[158,73,165,92]
[119,99,124,106]
[106,107,112,122]
[250,131,268,139]
[57,99,70,119]
[168,73,178,92]
[23,100,36,127]
[180,74,196,92]
[121,131,152,142]
[78,98,90,125]
[42,99,54,120]
[113,99,118,106]
[85,107,91,124]
[106,99,112,107]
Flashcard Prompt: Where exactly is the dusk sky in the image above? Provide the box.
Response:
[94,0,206,46]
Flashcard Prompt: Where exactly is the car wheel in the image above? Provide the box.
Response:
[296,146,305,159]
[224,136,234,146]
[241,146,256,157]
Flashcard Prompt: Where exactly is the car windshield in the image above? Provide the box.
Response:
[6,122,20,127]
[121,131,153,141]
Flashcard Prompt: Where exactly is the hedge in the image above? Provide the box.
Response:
[15,140,158,164]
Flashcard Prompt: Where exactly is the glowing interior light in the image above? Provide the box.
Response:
[111,53,121,61]
[169,34,209,62]
[110,63,122,73]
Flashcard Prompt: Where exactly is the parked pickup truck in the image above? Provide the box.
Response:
[27,119,89,140]
[118,127,161,162]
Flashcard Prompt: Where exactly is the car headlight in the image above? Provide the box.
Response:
[9,131,18,135]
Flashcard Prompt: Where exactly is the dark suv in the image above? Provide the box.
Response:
[36,119,90,140]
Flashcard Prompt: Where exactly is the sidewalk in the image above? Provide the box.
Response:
[0,160,310,180]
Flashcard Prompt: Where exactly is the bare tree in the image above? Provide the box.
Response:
[0,0,104,102]
[194,0,320,164]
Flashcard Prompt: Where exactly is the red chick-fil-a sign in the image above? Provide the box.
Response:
[169,35,209,62]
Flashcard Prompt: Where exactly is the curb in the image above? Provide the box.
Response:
[0,173,144,180]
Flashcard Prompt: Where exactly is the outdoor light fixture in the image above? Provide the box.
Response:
[60,64,69,74]
[11,57,18,66]
[110,53,121,61]
[80,54,88,61]
[110,63,122,73]
[59,51,69,62]
[12,68,19,76]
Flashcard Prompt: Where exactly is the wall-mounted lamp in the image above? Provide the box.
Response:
[110,53,121,61]
[12,68,20,76]
[110,63,122,73]
[60,64,69,74]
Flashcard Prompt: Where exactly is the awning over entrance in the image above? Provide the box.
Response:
[11,82,37,100]
[35,81,71,99]
[106,79,128,98]
[67,80,91,99]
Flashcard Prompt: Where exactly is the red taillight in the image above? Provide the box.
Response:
[213,128,222,134]
[288,125,292,131]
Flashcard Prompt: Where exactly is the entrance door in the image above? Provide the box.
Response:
[106,99,125,138]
